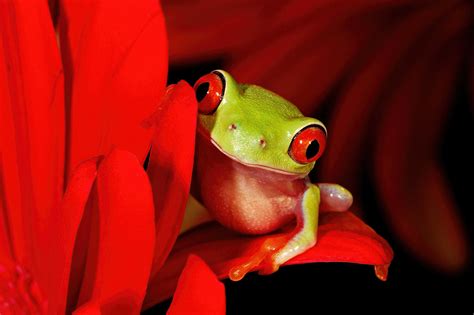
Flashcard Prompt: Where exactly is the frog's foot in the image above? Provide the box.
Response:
[229,231,317,281]
[229,234,293,281]
[229,182,320,281]
[271,230,317,271]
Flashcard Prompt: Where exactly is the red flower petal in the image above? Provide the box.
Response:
[0,0,64,295]
[46,158,99,314]
[58,0,168,177]
[70,150,155,313]
[144,211,393,306]
[167,255,225,315]
[373,5,471,271]
[0,156,14,269]
[146,81,197,278]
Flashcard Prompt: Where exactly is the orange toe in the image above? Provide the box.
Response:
[229,234,292,281]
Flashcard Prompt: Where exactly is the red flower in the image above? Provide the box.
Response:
[0,0,166,312]
[162,0,473,273]
[1,0,393,313]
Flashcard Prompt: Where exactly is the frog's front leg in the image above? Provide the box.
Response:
[270,182,320,270]
[229,182,320,279]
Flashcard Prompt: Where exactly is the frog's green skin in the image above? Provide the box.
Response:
[182,70,352,277]
[198,72,324,175]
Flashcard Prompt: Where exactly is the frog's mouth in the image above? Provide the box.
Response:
[214,141,311,179]
[197,126,309,178]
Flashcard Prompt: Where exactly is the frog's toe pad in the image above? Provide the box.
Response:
[228,234,292,281]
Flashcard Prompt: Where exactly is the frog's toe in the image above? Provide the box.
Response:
[257,257,280,275]
[228,234,292,281]
[229,260,256,281]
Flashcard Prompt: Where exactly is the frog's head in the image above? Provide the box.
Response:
[194,70,327,176]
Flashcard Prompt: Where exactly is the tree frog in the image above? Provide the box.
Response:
[181,70,353,280]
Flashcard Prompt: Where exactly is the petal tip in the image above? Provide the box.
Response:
[374,264,390,281]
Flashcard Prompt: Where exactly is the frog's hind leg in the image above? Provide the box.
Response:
[180,195,214,234]
[317,183,353,212]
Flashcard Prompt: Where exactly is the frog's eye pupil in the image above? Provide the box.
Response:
[288,125,326,164]
[195,82,209,102]
[193,72,224,114]
[305,141,320,160]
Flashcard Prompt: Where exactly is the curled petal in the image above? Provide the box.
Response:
[167,255,225,315]
[72,150,155,313]
[146,81,197,278]
[47,158,100,314]
[145,211,393,305]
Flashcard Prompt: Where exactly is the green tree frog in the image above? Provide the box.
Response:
[181,70,353,280]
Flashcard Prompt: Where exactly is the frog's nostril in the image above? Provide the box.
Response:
[259,138,266,148]
[228,123,237,131]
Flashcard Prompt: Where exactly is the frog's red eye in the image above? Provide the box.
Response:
[288,125,327,164]
[193,72,224,114]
